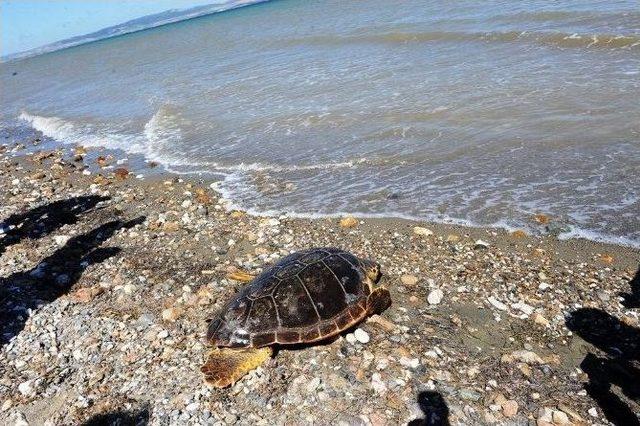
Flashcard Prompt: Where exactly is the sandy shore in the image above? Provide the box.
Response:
[1,140,639,425]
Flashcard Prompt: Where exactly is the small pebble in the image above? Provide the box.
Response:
[400,275,418,286]
[413,226,433,237]
[371,373,387,394]
[487,296,508,311]
[474,239,490,249]
[354,328,370,344]
[502,400,518,418]
[18,381,33,397]
[427,289,443,305]
[123,284,136,294]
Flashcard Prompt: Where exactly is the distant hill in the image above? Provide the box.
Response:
[2,0,270,62]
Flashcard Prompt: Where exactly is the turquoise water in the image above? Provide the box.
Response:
[1,0,639,246]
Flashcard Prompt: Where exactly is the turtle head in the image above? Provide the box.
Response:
[360,258,382,286]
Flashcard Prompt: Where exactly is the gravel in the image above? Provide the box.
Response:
[0,142,639,425]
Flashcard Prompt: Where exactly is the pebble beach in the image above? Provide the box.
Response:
[0,140,639,425]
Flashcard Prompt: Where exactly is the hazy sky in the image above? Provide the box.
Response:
[1,0,223,57]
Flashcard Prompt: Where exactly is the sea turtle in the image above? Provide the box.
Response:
[201,247,391,387]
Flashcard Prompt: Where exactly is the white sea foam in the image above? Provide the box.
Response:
[212,171,640,250]
[19,111,148,155]
[20,110,365,175]
[143,106,187,165]
[557,227,640,249]
[213,172,505,227]
[200,159,365,173]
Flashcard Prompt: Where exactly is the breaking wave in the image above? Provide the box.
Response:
[18,110,368,174]
[19,111,149,155]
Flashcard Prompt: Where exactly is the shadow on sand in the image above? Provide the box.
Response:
[81,406,150,426]
[0,196,144,347]
[565,266,640,426]
[408,391,450,426]
[0,195,108,257]
[621,267,640,309]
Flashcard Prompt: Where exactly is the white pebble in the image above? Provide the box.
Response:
[354,328,370,344]
[306,377,322,392]
[399,357,420,369]
[123,284,136,294]
[413,226,433,237]
[427,289,444,305]
[265,218,280,227]
[487,296,508,311]
[18,381,34,397]
[513,302,534,316]
[371,373,387,394]
[474,239,490,249]
[425,350,439,359]
[53,235,70,246]
[376,359,389,370]
[0,399,12,411]
[14,412,29,426]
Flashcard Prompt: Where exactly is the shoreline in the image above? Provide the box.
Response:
[4,139,640,269]
[4,126,640,254]
[1,140,639,424]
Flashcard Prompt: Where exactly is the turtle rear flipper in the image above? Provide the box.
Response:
[201,347,272,388]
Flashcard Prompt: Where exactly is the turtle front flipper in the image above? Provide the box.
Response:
[367,287,392,315]
[201,347,272,388]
